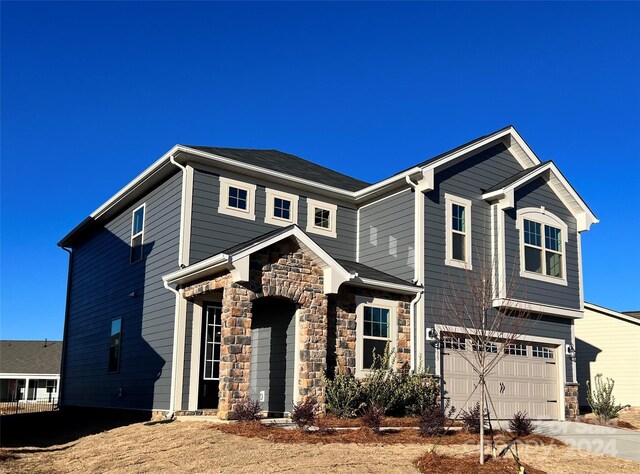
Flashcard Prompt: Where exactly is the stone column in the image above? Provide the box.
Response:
[565,382,579,420]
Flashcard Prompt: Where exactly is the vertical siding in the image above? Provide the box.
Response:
[359,189,415,281]
[189,168,357,263]
[62,172,182,411]
[505,177,581,309]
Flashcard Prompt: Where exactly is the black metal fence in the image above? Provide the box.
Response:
[0,398,59,416]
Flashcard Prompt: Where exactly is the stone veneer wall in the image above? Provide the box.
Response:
[183,239,328,420]
[330,288,412,375]
[565,382,579,420]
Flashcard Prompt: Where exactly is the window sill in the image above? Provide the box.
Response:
[445,258,472,271]
[519,270,568,286]
[218,205,256,221]
[306,225,337,238]
[265,215,295,227]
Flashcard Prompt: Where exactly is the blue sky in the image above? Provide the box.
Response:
[1,1,638,340]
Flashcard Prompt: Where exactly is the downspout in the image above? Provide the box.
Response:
[405,175,425,371]
[165,154,191,416]
[59,246,74,408]
[164,278,181,417]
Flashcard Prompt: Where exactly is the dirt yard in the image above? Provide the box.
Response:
[2,418,639,473]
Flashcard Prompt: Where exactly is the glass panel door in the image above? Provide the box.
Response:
[202,305,221,380]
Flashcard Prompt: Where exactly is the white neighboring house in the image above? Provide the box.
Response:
[576,303,640,408]
[0,340,62,402]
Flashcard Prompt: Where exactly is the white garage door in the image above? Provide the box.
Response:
[442,337,559,420]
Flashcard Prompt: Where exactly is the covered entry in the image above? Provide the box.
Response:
[442,337,561,420]
[250,297,297,416]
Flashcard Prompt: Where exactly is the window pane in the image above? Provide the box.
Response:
[315,209,330,229]
[363,339,388,369]
[274,197,291,219]
[545,251,562,278]
[452,204,465,232]
[228,187,247,210]
[363,307,389,337]
[524,220,541,247]
[452,232,465,261]
[545,226,561,252]
[524,246,542,273]
[108,319,122,372]
[133,208,144,234]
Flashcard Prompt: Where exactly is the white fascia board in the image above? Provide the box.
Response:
[546,163,599,231]
[354,167,423,202]
[492,298,584,319]
[91,145,182,219]
[162,254,230,286]
[584,302,640,325]
[352,277,421,295]
[0,373,60,379]
[482,163,553,202]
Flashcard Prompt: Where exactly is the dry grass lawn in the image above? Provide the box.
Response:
[1,420,639,474]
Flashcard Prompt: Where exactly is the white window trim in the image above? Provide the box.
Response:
[130,203,145,264]
[444,193,473,270]
[516,207,568,286]
[306,198,337,238]
[264,188,299,227]
[218,176,256,221]
[355,297,397,378]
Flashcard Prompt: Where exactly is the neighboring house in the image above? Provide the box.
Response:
[0,340,62,402]
[576,302,640,408]
[58,126,597,420]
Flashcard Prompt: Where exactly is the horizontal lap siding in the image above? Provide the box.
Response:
[189,169,357,263]
[359,189,415,281]
[506,177,581,309]
[63,172,182,411]
[423,144,525,369]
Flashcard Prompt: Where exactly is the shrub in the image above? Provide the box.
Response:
[291,397,317,429]
[234,398,262,422]
[460,402,490,433]
[587,373,628,424]
[362,404,385,433]
[419,401,455,436]
[323,370,365,418]
[509,411,534,437]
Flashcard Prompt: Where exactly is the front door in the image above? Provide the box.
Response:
[198,303,222,409]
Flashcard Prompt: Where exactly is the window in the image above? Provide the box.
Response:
[264,188,299,226]
[505,343,527,356]
[472,341,498,353]
[130,204,145,263]
[108,318,122,373]
[516,208,568,285]
[46,380,58,393]
[443,336,466,350]
[445,194,472,270]
[356,297,396,376]
[306,199,337,238]
[532,345,554,359]
[218,177,257,220]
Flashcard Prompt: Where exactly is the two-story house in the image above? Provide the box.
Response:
[58,126,597,420]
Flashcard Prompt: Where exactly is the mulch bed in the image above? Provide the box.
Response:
[211,421,565,447]
[414,452,546,474]
[316,414,462,428]
[577,417,637,430]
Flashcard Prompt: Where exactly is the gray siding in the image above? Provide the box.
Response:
[62,172,182,411]
[181,301,194,411]
[505,177,581,309]
[189,168,357,263]
[359,189,415,281]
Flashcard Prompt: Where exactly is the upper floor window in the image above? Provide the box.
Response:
[130,204,145,263]
[218,177,257,221]
[265,188,299,227]
[516,207,568,286]
[356,297,396,376]
[445,194,472,270]
[108,318,122,373]
[306,199,337,238]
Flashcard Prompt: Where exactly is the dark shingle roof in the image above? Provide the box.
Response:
[483,161,551,194]
[335,259,417,288]
[0,340,62,375]
[184,146,370,192]
[622,311,640,321]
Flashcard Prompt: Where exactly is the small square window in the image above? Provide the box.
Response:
[219,177,256,220]
[264,189,298,226]
[274,198,291,220]
[228,187,248,210]
[314,208,330,229]
[306,199,337,238]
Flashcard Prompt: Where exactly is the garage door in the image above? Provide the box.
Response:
[442,336,559,420]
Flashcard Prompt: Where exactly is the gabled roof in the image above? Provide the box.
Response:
[481,160,598,231]
[584,302,640,325]
[185,146,370,192]
[0,340,62,375]
[163,225,420,295]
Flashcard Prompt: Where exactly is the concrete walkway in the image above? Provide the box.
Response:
[534,421,640,462]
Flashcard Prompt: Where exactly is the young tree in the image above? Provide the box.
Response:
[433,252,538,465]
